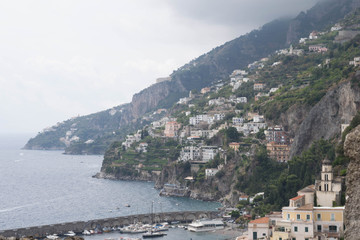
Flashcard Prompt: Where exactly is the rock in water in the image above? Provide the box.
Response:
[344,125,360,239]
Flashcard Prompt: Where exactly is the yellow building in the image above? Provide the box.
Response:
[271,201,344,240]
[313,207,344,239]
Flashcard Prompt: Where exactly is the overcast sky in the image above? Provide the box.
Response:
[0,0,319,135]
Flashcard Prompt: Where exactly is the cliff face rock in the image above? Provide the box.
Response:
[344,125,360,239]
[279,104,311,137]
[131,80,186,119]
[290,81,360,157]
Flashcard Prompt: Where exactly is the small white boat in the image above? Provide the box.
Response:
[64,231,76,237]
[82,230,91,235]
[46,234,59,239]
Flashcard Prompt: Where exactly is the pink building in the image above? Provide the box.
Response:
[164,121,181,137]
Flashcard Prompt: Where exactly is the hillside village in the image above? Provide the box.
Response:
[94,17,360,239]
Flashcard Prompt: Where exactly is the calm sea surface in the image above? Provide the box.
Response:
[0,135,230,239]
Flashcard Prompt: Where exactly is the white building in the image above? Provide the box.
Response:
[208,98,226,106]
[331,24,342,31]
[201,146,218,162]
[177,97,191,104]
[253,115,265,123]
[189,113,225,126]
[122,131,142,149]
[178,146,201,162]
[232,81,242,92]
[299,37,308,44]
[239,122,267,135]
[269,88,279,93]
[213,113,225,121]
[248,217,270,240]
[189,115,212,125]
[205,168,219,179]
[190,129,218,139]
[136,142,148,153]
[232,117,245,125]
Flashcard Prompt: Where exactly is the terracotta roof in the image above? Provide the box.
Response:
[249,217,269,224]
[290,195,304,201]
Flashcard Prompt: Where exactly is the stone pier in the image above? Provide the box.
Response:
[0,211,219,238]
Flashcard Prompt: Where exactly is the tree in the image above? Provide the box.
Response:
[231,210,240,219]
[225,127,240,143]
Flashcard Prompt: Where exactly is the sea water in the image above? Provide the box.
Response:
[0,135,230,239]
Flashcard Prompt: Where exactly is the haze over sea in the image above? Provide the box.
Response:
[0,134,221,231]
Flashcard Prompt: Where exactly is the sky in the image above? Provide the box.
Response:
[0,0,320,135]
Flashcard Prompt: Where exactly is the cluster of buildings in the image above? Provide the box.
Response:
[231,113,267,136]
[122,130,142,149]
[230,69,251,92]
[277,45,304,56]
[189,113,226,126]
[248,160,344,240]
[178,145,219,163]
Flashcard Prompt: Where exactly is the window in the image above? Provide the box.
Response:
[297,214,300,220]
[329,225,337,232]
[317,225,322,232]
[331,213,335,221]
[287,214,290,220]
[317,213,321,220]
[325,174,328,181]
[305,227,309,232]
[279,238,282,240]
[294,226,298,232]
[292,238,296,240]
[306,214,310,221]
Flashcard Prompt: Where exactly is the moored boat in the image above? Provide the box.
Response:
[142,231,167,238]
[64,231,76,237]
[187,219,224,232]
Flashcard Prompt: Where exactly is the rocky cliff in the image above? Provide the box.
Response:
[130,80,186,118]
[344,125,360,239]
[290,80,360,157]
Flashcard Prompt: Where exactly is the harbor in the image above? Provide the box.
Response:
[0,211,219,238]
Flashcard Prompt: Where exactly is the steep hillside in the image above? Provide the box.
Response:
[286,0,360,44]
[24,0,360,154]
[96,4,360,214]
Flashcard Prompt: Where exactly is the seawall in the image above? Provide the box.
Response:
[0,211,219,238]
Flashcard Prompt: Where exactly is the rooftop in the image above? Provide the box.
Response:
[249,217,269,224]
[296,204,314,211]
[298,185,315,193]
[290,195,304,201]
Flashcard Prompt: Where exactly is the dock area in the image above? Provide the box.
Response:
[0,211,219,238]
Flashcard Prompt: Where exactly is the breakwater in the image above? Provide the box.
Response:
[0,211,219,238]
